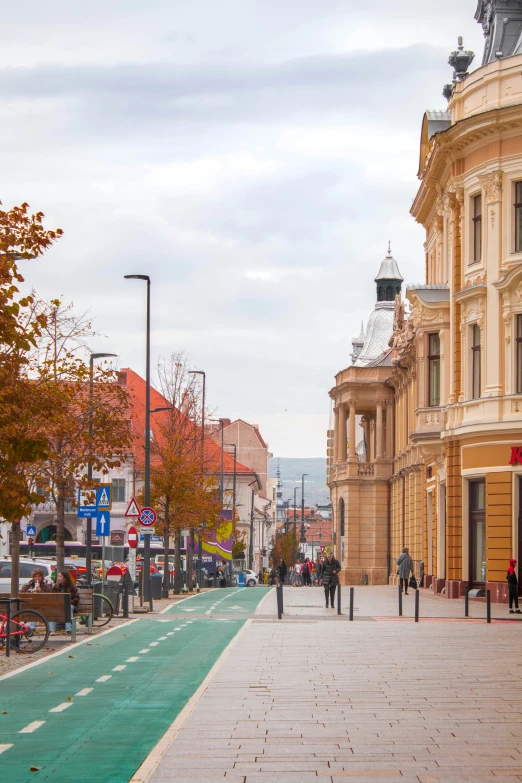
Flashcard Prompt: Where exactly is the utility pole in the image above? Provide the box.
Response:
[249,488,255,571]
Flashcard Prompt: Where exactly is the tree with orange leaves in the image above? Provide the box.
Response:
[149,353,224,596]
[0,201,63,593]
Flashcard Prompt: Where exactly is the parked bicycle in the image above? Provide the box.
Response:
[0,608,49,653]
[76,578,114,628]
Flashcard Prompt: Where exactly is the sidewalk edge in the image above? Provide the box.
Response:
[129,618,252,783]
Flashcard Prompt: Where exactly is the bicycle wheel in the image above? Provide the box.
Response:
[92,593,113,628]
[11,609,49,654]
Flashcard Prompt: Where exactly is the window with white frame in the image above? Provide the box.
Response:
[515,182,522,252]
[471,324,481,400]
[112,478,126,503]
[428,333,441,407]
[472,194,482,263]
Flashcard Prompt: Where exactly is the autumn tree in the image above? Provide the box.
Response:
[149,353,224,595]
[269,528,298,569]
[0,201,63,594]
[31,300,133,574]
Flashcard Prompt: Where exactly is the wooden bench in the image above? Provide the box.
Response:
[0,589,93,642]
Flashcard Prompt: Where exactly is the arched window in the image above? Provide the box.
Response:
[377,286,384,301]
[339,497,345,538]
[386,285,393,300]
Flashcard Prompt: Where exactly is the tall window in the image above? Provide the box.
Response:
[515,182,522,252]
[517,315,522,394]
[339,497,345,538]
[469,479,486,584]
[112,478,126,503]
[472,194,482,263]
[471,324,481,399]
[428,333,441,407]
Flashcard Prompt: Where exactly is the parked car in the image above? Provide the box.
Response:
[231,569,258,587]
[0,557,54,591]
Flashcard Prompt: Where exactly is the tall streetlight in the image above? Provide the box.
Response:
[300,474,309,557]
[87,352,117,585]
[208,418,226,506]
[189,370,206,588]
[124,273,152,606]
[293,486,300,537]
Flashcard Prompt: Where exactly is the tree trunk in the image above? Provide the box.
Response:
[187,527,194,591]
[10,521,21,598]
[174,530,181,594]
[162,499,170,598]
[56,489,65,574]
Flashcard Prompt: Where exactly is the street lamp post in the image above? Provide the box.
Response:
[189,370,205,588]
[87,352,117,585]
[293,487,299,538]
[300,473,308,559]
[124,274,152,606]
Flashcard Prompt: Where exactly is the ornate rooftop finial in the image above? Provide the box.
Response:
[387,240,391,256]
[448,37,475,82]
[475,1,522,65]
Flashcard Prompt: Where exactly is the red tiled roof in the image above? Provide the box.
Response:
[119,369,256,478]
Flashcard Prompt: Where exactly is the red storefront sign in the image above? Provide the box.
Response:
[509,447,522,465]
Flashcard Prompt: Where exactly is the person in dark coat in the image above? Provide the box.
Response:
[277,559,287,585]
[396,547,414,595]
[52,570,79,632]
[322,552,341,608]
[507,558,521,613]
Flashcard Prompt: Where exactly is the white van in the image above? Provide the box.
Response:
[0,558,54,591]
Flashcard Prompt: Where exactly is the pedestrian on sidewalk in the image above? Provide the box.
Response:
[302,558,311,586]
[322,552,341,608]
[507,558,521,613]
[315,557,324,586]
[396,547,414,595]
[51,570,79,632]
[277,558,287,586]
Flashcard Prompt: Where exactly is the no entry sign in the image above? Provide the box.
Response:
[139,507,157,527]
[128,525,138,549]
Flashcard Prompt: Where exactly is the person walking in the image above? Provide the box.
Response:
[507,558,521,614]
[396,547,414,595]
[315,557,324,586]
[322,552,341,608]
[21,568,52,594]
[277,558,287,586]
[52,570,80,632]
[302,558,311,586]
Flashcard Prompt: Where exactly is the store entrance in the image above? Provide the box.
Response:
[469,479,486,587]
[518,477,522,596]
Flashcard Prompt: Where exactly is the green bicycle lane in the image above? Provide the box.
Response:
[163,585,272,616]
[0,588,272,783]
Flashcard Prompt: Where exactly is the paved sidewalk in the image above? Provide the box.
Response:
[146,587,522,783]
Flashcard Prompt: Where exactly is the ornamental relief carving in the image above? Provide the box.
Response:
[478,170,503,203]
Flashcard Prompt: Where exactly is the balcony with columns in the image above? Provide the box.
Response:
[329,376,394,483]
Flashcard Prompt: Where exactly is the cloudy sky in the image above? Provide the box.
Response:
[2,1,484,457]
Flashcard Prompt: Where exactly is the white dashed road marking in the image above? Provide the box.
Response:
[157,636,167,640]
[19,721,45,734]
[139,649,150,654]
[149,642,159,647]
[49,703,73,713]
[126,657,139,662]
[112,665,126,671]
[96,675,112,683]
[76,688,93,697]
[0,745,13,755]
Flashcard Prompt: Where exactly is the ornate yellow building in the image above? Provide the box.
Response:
[329,2,522,601]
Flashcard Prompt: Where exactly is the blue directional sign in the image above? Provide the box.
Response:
[26,525,37,537]
[96,510,111,538]
[77,488,97,518]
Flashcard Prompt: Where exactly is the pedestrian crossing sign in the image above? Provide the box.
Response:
[96,484,112,510]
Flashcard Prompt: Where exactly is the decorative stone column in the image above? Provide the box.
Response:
[386,399,394,459]
[375,400,384,460]
[369,417,375,462]
[333,406,340,462]
[479,170,503,396]
[348,399,357,461]
[339,402,347,462]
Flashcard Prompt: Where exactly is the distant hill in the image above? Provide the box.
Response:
[269,457,329,509]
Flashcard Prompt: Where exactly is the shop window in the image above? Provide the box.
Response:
[471,324,481,399]
[515,182,522,252]
[469,479,486,584]
[112,478,126,503]
[517,315,522,394]
[339,497,345,537]
[428,333,440,407]
[472,194,482,263]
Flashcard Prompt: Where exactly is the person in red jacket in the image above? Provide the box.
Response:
[507,558,521,614]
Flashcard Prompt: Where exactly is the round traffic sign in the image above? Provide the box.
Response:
[106,565,123,582]
[139,507,157,527]
[128,525,138,548]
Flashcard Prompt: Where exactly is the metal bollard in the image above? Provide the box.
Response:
[464,585,469,618]
[337,584,341,615]
[398,583,403,617]
[349,587,354,621]
[280,581,284,614]
[277,584,283,620]
[122,581,129,619]
[486,589,491,623]
[414,589,419,622]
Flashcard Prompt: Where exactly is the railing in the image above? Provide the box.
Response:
[358,463,374,476]
[32,500,76,514]
[415,407,445,434]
